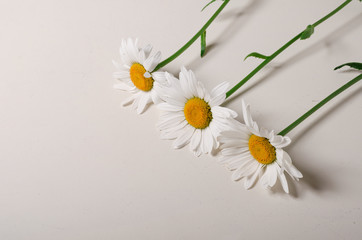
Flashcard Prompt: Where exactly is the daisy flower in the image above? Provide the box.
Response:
[113,38,167,114]
[218,100,302,193]
[157,67,237,156]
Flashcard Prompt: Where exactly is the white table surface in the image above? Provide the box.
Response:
[0,0,361,239]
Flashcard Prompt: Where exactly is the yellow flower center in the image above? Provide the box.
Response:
[184,97,212,129]
[129,63,154,91]
[248,135,276,165]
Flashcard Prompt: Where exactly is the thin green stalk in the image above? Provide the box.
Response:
[278,74,362,136]
[226,33,302,98]
[152,0,230,72]
[312,0,352,28]
[226,0,353,98]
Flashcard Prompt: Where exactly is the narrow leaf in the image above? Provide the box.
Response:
[201,31,207,57]
[334,62,362,71]
[201,0,219,11]
[300,25,315,40]
[244,52,270,61]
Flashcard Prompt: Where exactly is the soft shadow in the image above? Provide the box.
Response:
[335,69,362,74]
[224,13,362,104]
[266,161,336,198]
[296,160,336,193]
[187,0,264,70]
[276,86,361,196]
[213,0,263,43]
[199,43,218,58]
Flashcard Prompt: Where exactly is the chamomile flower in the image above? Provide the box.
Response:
[113,38,167,114]
[218,100,302,193]
[157,67,237,156]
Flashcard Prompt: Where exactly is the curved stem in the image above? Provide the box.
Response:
[226,0,353,99]
[152,0,230,72]
[278,74,362,136]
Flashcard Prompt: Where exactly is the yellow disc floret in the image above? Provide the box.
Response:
[248,135,276,165]
[184,97,212,129]
[129,63,154,92]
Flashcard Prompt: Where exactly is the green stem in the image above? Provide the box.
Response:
[226,0,353,98]
[152,0,230,72]
[312,0,352,28]
[226,33,302,98]
[278,74,362,136]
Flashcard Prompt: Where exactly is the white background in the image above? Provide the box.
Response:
[0,0,361,239]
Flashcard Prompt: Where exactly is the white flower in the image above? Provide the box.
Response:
[218,100,302,193]
[113,38,167,114]
[157,67,237,156]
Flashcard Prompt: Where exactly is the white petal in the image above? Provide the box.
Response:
[231,159,258,181]
[276,148,284,164]
[173,125,195,149]
[158,103,184,112]
[203,128,214,153]
[221,147,249,156]
[209,93,226,107]
[241,99,259,133]
[113,83,135,92]
[270,135,291,148]
[218,130,249,144]
[159,121,188,140]
[143,54,155,71]
[209,82,229,107]
[142,44,152,58]
[244,164,262,189]
[260,164,277,188]
[276,165,289,193]
[119,42,133,66]
[144,51,161,72]
[208,121,220,137]
[196,81,206,100]
[126,38,140,63]
[220,138,248,149]
[113,71,130,79]
[139,50,146,64]
[143,72,151,78]
[282,151,303,180]
[259,127,270,139]
[159,110,184,120]
[279,173,289,193]
[152,71,167,85]
[210,81,229,99]
[193,148,202,157]
[161,120,189,136]
[190,129,202,152]
[157,115,185,130]
[222,154,252,170]
[199,130,207,154]
[122,96,135,106]
[136,94,151,114]
[179,68,194,99]
[130,93,140,110]
[151,88,162,104]
[163,95,185,107]
[112,60,123,69]
[219,153,245,165]
[227,158,248,170]
[212,106,238,118]
[187,69,199,97]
